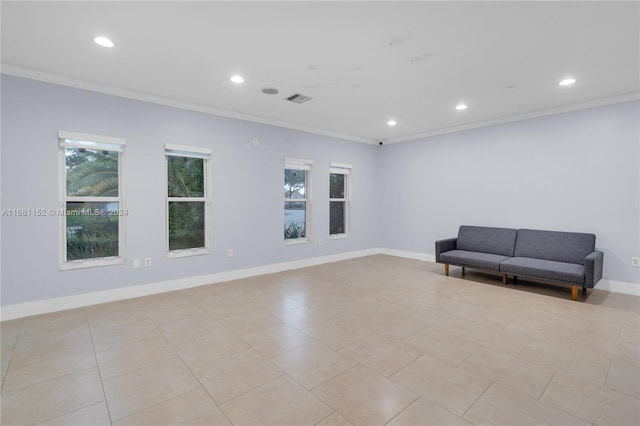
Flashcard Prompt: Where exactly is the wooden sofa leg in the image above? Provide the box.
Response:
[461,266,465,275]
[444,264,449,276]
[502,274,507,285]
[571,285,579,301]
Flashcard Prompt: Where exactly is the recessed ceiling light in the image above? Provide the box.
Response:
[94,36,114,48]
[230,75,244,84]
[559,78,576,86]
[455,103,468,111]
[387,119,397,127]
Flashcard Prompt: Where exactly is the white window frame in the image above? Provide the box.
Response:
[284,157,313,245]
[329,162,351,239]
[58,131,126,270]
[165,144,212,258]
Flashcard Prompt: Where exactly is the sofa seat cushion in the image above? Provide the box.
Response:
[500,257,585,284]
[439,250,510,272]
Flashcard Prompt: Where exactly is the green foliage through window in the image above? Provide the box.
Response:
[168,202,205,250]
[64,147,121,261]
[167,155,207,251]
[284,221,305,239]
[168,157,204,197]
[66,202,119,260]
[284,168,307,240]
[66,148,118,197]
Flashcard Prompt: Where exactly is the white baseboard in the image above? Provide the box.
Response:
[2,248,637,321]
[595,279,640,296]
[0,248,381,321]
[380,248,436,263]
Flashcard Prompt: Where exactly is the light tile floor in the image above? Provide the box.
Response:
[1,255,639,425]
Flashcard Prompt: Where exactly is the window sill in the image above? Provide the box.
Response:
[167,248,210,259]
[330,234,349,240]
[60,257,125,271]
[284,238,310,246]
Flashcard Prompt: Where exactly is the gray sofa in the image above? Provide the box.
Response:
[435,225,604,301]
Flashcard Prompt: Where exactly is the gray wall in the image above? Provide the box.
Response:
[379,100,640,285]
[2,75,638,308]
[1,75,381,306]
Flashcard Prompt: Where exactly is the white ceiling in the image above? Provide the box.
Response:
[2,1,638,144]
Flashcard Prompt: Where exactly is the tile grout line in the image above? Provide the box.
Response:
[312,411,343,426]
[2,316,94,393]
[381,393,421,426]
[155,324,239,425]
[308,362,363,425]
[603,358,612,389]
[384,350,424,378]
[168,360,233,425]
[89,317,161,351]
[6,310,110,424]
[0,364,102,394]
[455,343,481,367]
[534,371,594,426]
[537,370,556,402]
[85,307,114,426]
[216,371,286,409]
[384,358,472,421]
[0,318,24,393]
[460,380,492,419]
[97,302,215,424]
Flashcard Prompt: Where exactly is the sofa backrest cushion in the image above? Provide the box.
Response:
[514,229,595,264]
[457,226,518,257]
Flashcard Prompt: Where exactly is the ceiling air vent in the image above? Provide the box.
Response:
[285,93,312,104]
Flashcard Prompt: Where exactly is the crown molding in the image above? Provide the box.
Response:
[385,92,640,144]
[1,64,378,145]
[3,64,637,147]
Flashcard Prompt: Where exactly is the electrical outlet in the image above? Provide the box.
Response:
[144,257,151,267]
[318,238,323,246]
[632,257,640,267]
[227,249,234,258]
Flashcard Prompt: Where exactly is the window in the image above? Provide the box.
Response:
[59,131,125,269]
[284,158,312,243]
[329,163,351,237]
[165,144,211,256]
